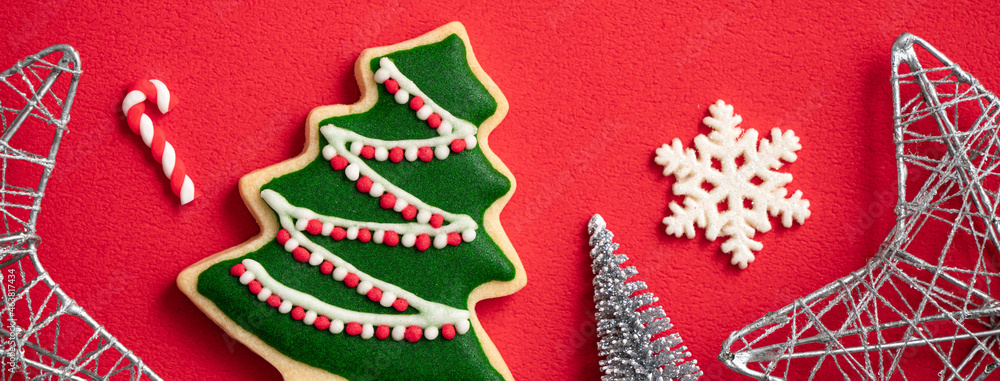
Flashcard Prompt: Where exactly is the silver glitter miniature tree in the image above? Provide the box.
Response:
[588,214,702,381]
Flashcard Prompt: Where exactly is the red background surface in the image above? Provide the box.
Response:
[3,0,1000,379]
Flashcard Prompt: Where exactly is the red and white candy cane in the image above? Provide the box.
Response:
[121,79,197,205]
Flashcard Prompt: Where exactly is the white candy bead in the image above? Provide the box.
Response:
[322,145,336,160]
[435,145,450,160]
[438,120,453,135]
[392,326,406,341]
[380,292,396,307]
[344,163,360,181]
[374,68,390,83]
[424,326,439,340]
[393,199,408,212]
[361,323,375,339]
[357,281,373,294]
[405,146,419,161]
[239,272,255,285]
[401,233,416,247]
[456,320,470,334]
[346,227,359,240]
[394,89,409,104]
[465,135,477,149]
[278,301,293,314]
[369,183,385,197]
[283,238,299,252]
[295,218,309,231]
[330,320,345,334]
[303,310,317,325]
[416,105,433,120]
[416,209,432,223]
[434,234,449,249]
[309,252,323,266]
[350,141,363,155]
[256,288,272,301]
[321,222,334,236]
[463,230,477,242]
[332,267,348,281]
[373,230,385,244]
[375,146,389,161]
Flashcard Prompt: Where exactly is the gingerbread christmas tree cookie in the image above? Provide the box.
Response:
[177,22,525,380]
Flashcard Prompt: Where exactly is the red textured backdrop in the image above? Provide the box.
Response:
[2,0,1000,379]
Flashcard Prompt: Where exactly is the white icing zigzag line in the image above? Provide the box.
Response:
[254,57,482,333]
[242,259,469,328]
[315,56,481,238]
[262,190,474,246]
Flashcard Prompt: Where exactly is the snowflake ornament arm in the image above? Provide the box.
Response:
[754,128,810,228]
[655,141,714,239]
[655,100,810,269]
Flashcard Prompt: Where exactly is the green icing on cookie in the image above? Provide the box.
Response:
[198,33,515,380]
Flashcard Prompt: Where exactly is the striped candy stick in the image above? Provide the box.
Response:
[121,79,197,205]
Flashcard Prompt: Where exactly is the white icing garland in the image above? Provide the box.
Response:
[263,190,475,239]
[242,259,469,329]
[374,58,478,139]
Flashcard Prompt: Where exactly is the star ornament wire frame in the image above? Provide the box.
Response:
[1,46,161,380]
[718,33,1000,380]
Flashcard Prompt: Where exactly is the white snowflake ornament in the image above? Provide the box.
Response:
[655,100,810,269]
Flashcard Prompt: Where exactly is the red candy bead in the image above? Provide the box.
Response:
[331,227,347,241]
[330,155,349,171]
[346,322,363,336]
[320,261,334,274]
[405,326,423,343]
[393,298,409,312]
[384,79,399,94]
[409,96,424,111]
[441,324,456,340]
[343,273,360,288]
[360,145,375,159]
[376,325,391,340]
[356,176,373,193]
[306,219,323,235]
[292,247,311,263]
[451,139,467,153]
[401,205,417,220]
[448,232,462,246]
[267,294,282,308]
[389,147,404,163]
[427,113,442,128]
[230,263,246,276]
[314,316,331,331]
[248,280,262,294]
[380,193,397,209]
[430,214,444,228]
[358,228,372,243]
[415,234,431,251]
[417,146,433,162]
[291,306,306,320]
[276,229,291,245]
[367,287,383,302]
[383,231,399,246]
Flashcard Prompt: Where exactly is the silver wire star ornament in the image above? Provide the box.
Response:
[1,45,161,380]
[720,33,1000,380]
